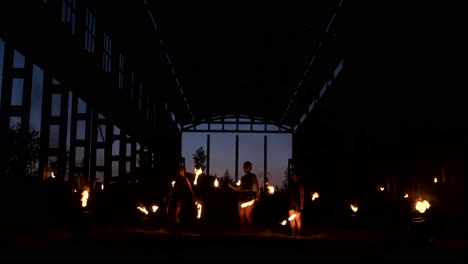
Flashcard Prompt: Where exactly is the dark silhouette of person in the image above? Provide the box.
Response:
[228,161,260,235]
[288,172,305,238]
[163,166,196,234]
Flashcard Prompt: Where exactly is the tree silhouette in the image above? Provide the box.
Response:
[192,146,206,171]
[221,169,234,185]
[0,127,40,182]
[280,168,289,193]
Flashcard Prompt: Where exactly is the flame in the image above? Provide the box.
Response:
[101,184,104,190]
[73,189,77,193]
[236,180,240,186]
[81,189,89,207]
[404,193,409,198]
[434,177,438,183]
[152,205,158,213]
[280,220,287,226]
[379,187,385,191]
[288,214,297,221]
[312,192,319,201]
[51,172,56,179]
[196,203,202,219]
[241,199,255,208]
[137,206,149,215]
[415,199,431,213]
[267,186,275,194]
[194,168,202,185]
[350,204,358,212]
[214,178,219,187]
[171,180,175,187]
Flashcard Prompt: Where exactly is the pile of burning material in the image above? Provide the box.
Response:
[346,202,364,231]
[409,197,432,244]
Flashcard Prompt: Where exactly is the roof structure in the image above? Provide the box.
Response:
[145,0,345,132]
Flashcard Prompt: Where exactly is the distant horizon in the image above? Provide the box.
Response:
[182,132,292,189]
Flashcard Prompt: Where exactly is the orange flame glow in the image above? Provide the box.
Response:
[350,204,358,212]
[214,178,219,188]
[137,206,149,215]
[236,180,240,186]
[194,168,202,185]
[241,199,255,208]
[81,189,90,207]
[415,199,431,213]
[267,186,275,194]
[312,192,319,201]
[288,214,297,221]
[196,202,202,219]
[152,205,158,213]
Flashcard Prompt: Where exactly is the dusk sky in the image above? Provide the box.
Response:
[182,131,292,189]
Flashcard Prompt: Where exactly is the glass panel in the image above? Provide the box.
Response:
[75,147,85,167]
[224,124,236,130]
[95,171,104,184]
[97,125,106,142]
[11,79,24,106]
[96,149,104,166]
[30,65,44,135]
[113,125,120,135]
[112,140,120,156]
[13,49,25,68]
[126,143,131,156]
[77,97,86,113]
[9,116,21,130]
[126,161,131,174]
[49,125,60,148]
[239,124,250,131]
[51,94,61,116]
[76,120,86,140]
[112,161,119,177]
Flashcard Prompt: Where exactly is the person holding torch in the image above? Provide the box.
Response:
[164,166,196,234]
[288,172,305,238]
[228,161,260,235]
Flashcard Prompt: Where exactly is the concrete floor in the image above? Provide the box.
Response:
[1,225,466,262]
